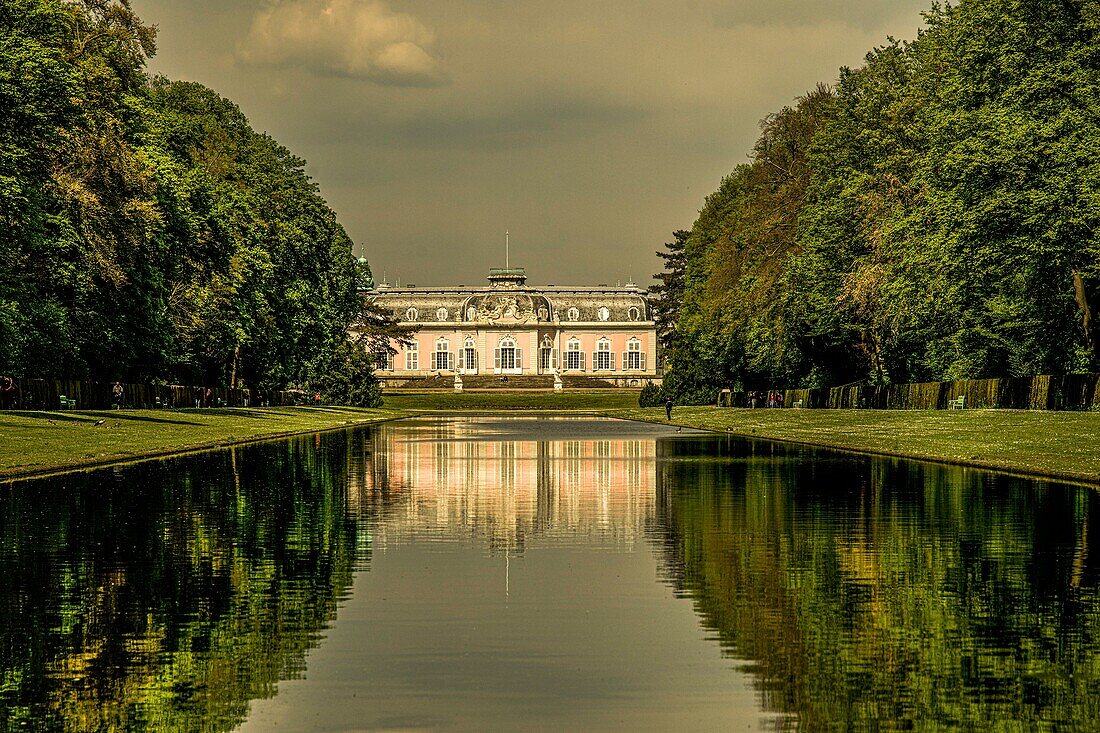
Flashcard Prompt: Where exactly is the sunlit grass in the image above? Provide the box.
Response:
[610,407,1100,485]
[0,406,401,479]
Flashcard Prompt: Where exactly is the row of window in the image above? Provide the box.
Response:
[380,337,647,372]
[401,306,643,323]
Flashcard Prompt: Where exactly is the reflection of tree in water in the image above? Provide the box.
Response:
[653,437,1100,730]
[0,433,361,732]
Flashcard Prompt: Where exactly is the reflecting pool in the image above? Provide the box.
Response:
[1,416,1098,731]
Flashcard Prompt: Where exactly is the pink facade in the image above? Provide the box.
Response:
[365,267,658,386]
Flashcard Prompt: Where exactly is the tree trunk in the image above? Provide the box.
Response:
[229,344,240,390]
[1073,271,1098,367]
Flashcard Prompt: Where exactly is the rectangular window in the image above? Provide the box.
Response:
[594,351,611,371]
[405,349,418,371]
[566,350,582,371]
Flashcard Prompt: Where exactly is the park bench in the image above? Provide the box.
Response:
[58,394,76,410]
[793,400,804,409]
[948,395,966,410]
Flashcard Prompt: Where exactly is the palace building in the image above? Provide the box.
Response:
[363,266,658,387]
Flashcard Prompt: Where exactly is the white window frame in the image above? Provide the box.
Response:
[459,337,478,373]
[404,341,419,371]
[432,337,454,371]
[538,336,557,372]
[494,336,522,374]
[597,306,610,322]
[436,307,449,322]
[567,307,579,322]
[375,349,394,371]
[565,338,584,371]
[405,307,419,322]
[594,338,614,371]
[624,338,645,371]
[628,306,640,321]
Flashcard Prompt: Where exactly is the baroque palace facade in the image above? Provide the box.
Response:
[364,266,658,387]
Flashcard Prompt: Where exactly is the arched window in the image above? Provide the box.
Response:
[624,337,644,371]
[597,306,610,322]
[494,336,521,373]
[436,307,449,322]
[432,337,453,371]
[538,335,556,372]
[567,307,580,322]
[565,337,584,371]
[627,306,640,322]
[459,336,478,373]
[404,340,419,371]
[594,337,614,371]
[405,307,419,322]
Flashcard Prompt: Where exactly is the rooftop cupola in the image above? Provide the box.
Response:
[488,267,527,289]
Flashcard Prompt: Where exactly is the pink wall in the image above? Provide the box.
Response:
[384,326,653,374]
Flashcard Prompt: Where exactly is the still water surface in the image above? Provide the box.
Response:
[2,416,1098,731]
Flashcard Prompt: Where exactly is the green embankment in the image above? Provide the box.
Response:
[381,391,638,411]
[0,407,401,480]
[7,397,1100,487]
[611,407,1100,486]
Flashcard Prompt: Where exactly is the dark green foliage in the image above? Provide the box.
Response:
[310,341,384,408]
[0,0,393,400]
[657,0,1100,402]
[638,380,664,408]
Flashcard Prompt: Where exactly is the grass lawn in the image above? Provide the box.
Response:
[381,391,639,411]
[0,406,402,480]
[8,394,1099,487]
[611,406,1100,486]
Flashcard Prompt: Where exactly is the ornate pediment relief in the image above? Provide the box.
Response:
[475,294,538,324]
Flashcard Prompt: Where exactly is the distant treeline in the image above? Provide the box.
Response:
[653,0,1100,403]
[1,0,396,405]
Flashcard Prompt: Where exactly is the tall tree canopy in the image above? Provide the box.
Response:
[1,0,388,402]
[657,0,1100,402]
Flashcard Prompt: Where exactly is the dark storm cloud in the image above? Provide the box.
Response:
[713,0,925,29]
[136,0,932,286]
[290,96,646,149]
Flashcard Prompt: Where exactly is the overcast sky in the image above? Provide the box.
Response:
[135,0,930,287]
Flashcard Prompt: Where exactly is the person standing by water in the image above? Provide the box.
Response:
[0,375,15,409]
[665,397,673,422]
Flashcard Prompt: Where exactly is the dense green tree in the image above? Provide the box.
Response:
[0,0,394,399]
[658,0,1100,401]
[649,230,689,352]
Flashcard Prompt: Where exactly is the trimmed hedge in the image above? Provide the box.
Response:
[0,379,309,410]
[733,374,1100,411]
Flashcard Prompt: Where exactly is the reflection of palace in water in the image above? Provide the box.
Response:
[347,418,657,551]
